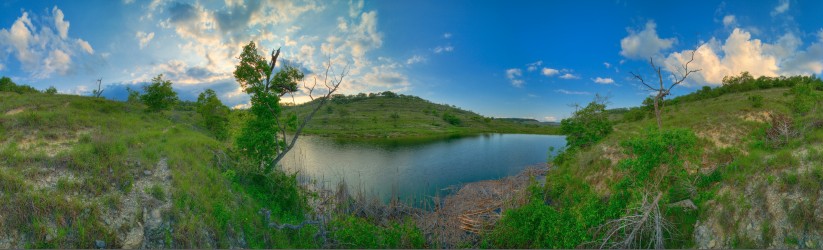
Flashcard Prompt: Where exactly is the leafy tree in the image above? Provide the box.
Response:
[126,87,141,104]
[140,74,178,111]
[560,96,612,149]
[45,86,57,95]
[196,89,230,140]
[442,113,461,126]
[0,76,39,94]
[234,41,347,172]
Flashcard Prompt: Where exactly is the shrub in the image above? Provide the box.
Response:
[442,113,461,125]
[765,114,796,148]
[560,98,612,149]
[140,74,179,111]
[45,86,58,95]
[748,94,763,108]
[196,89,230,140]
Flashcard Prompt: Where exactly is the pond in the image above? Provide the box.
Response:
[279,133,566,205]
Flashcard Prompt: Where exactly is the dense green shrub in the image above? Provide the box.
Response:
[0,76,40,94]
[442,112,461,125]
[748,94,764,108]
[45,86,58,95]
[196,89,230,140]
[140,74,179,111]
[560,98,612,149]
[329,216,424,248]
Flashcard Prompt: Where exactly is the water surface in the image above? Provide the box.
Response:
[280,133,566,204]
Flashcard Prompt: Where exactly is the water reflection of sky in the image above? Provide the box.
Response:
[280,134,566,205]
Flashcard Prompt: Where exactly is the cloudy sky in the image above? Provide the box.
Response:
[1,0,822,121]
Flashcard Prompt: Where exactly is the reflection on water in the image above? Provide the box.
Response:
[280,133,566,205]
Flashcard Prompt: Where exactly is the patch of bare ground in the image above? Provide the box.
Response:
[739,110,772,123]
[4,107,26,116]
[16,128,93,157]
[415,164,548,247]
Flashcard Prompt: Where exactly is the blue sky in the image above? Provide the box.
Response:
[1,0,822,121]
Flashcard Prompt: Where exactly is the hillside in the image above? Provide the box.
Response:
[281,92,560,138]
[486,74,823,249]
[0,92,317,248]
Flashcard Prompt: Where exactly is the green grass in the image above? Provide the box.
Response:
[279,94,560,138]
[0,91,317,248]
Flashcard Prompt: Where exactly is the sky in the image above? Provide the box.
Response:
[1,0,822,121]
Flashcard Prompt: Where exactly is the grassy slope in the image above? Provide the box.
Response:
[546,87,823,248]
[282,95,560,138]
[0,92,315,248]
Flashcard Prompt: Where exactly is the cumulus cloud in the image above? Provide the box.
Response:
[506,68,524,87]
[443,33,452,39]
[555,89,590,95]
[559,73,579,79]
[593,77,615,84]
[604,62,611,68]
[136,31,155,49]
[0,6,97,79]
[543,116,558,122]
[620,20,676,59]
[541,67,559,76]
[662,28,823,85]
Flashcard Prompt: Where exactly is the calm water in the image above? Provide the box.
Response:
[280,133,566,204]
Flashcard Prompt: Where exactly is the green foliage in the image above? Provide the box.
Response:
[748,94,764,108]
[0,76,40,94]
[196,89,230,140]
[146,184,166,201]
[788,81,822,115]
[618,128,698,187]
[329,216,425,248]
[140,74,179,111]
[126,87,141,104]
[45,86,58,95]
[560,97,612,149]
[442,112,461,125]
[233,41,304,172]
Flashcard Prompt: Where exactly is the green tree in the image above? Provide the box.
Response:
[45,86,57,95]
[234,41,347,172]
[140,74,178,111]
[126,87,141,104]
[560,96,612,149]
[196,89,230,140]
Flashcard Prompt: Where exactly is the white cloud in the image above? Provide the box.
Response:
[506,68,524,87]
[434,45,454,53]
[526,60,542,71]
[620,20,676,59]
[559,73,579,79]
[541,67,559,76]
[722,15,736,27]
[406,55,425,65]
[136,31,155,49]
[0,7,95,79]
[543,116,558,122]
[555,89,590,95]
[603,62,611,68]
[593,77,615,84]
[662,28,823,85]
[52,7,70,39]
[77,39,94,54]
[123,0,135,4]
[771,0,790,16]
[443,33,452,39]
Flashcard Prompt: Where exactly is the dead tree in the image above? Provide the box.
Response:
[596,191,671,249]
[92,78,104,98]
[261,51,349,167]
[630,49,700,129]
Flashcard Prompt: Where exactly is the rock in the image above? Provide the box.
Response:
[122,223,144,249]
[95,240,106,249]
[143,170,152,176]
[709,239,716,248]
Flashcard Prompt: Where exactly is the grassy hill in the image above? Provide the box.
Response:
[486,74,823,249]
[0,91,317,248]
[281,92,560,138]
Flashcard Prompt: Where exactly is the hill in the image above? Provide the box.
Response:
[0,91,317,248]
[281,92,560,138]
[485,74,823,249]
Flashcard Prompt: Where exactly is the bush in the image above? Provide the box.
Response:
[196,89,230,140]
[442,113,461,125]
[45,86,58,95]
[560,98,612,149]
[140,74,179,111]
[748,94,763,108]
[329,216,424,248]
[0,76,40,94]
